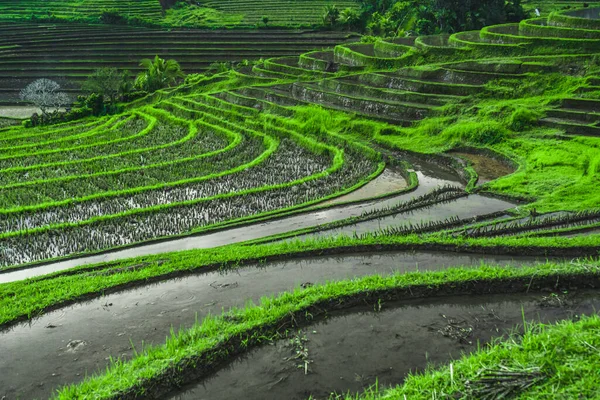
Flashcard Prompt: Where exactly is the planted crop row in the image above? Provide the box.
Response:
[0,115,128,156]
[0,114,152,171]
[0,108,272,223]
[0,134,377,267]
[0,113,230,187]
[0,119,250,210]
[464,210,600,238]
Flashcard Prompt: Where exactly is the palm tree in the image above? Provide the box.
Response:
[322,5,340,27]
[339,7,360,29]
[135,55,185,92]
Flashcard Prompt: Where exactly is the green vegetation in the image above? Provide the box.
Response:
[0,0,360,28]
[4,2,600,399]
[0,23,351,104]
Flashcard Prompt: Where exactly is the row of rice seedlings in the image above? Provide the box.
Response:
[0,118,104,144]
[0,93,339,222]
[359,185,466,220]
[0,130,269,231]
[464,210,600,238]
[0,116,123,155]
[0,114,137,160]
[0,114,152,171]
[0,143,377,267]
[0,122,237,208]
[359,210,511,239]
[0,114,229,187]
[0,109,192,184]
[0,133,325,232]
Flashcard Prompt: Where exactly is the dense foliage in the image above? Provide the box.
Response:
[331,0,528,36]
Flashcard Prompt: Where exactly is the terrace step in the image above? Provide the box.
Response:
[251,65,298,79]
[356,72,482,96]
[334,43,417,69]
[374,37,416,57]
[546,108,600,123]
[236,84,414,125]
[561,98,600,111]
[520,17,600,40]
[291,82,432,124]
[443,60,556,74]
[317,78,461,106]
[539,117,600,136]
[263,56,329,77]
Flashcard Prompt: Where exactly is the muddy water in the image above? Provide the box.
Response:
[171,291,600,400]
[0,252,551,399]
[0,165,465,283]
[450,152,515,184]
[302,194,514,240]
[319,168,408,207]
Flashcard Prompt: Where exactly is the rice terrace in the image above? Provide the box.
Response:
[3,0,600,398]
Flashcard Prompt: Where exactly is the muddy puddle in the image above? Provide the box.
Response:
[0,166,465,283]
[449,152,515,184]
[170,290,600,400]
[0,251,554,399]
[319,168,408,207]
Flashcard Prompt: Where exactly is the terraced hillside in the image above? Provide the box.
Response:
[0,22,354,104]
[0,0,360,28]
[2,5,600,400]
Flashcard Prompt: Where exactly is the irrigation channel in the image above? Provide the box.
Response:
[0,154,515,283]
[0,252,567,399]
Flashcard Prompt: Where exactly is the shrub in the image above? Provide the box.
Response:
[509,108,541,131]
[442,120,509,145]
[100,9,127,25]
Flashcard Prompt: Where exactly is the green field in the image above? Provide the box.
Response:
[2,2,600,400]
[0,0,360,28]
[0,22,355,104]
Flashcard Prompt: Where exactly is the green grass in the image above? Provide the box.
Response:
[0,0,360,28]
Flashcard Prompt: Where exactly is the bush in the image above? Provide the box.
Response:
[100,9,127,25]
[442,120,509,145]
[509,108,541,131]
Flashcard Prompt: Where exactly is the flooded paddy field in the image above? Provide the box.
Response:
[171,290,600,400]
[0,251,556,399]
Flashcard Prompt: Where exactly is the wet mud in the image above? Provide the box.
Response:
[0,251,552,399]
[450,152,515,184]
[171,290,600,400]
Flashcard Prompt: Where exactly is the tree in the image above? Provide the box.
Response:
[19,79,70,116]
[82,67,122,105]
[262,16,269,26]
[323,5,340,27]
[134,55,185,92]
[339,8,362,29]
